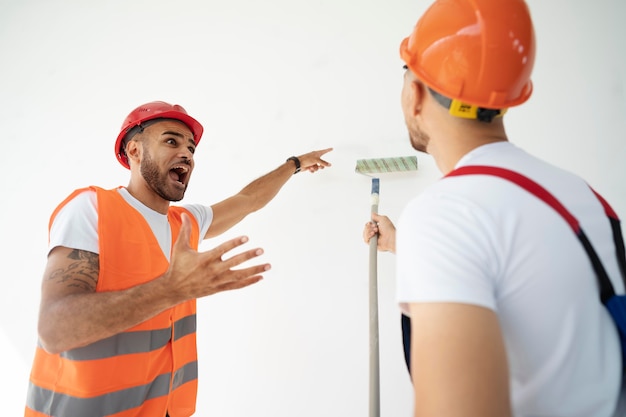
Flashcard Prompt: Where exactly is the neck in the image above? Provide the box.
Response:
[125,179,170,215]
[429,118,508,174]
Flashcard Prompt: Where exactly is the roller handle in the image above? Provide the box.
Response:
[369,178,380,417]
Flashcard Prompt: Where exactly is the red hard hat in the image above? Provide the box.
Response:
[400,0,535,110]
[115,101,204,169]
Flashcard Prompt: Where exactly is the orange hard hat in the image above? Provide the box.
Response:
[115,101,204,169]
[400,0,535,111]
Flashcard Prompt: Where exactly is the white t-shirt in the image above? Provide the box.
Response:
[49,188,213,261]
[396,142,624,417]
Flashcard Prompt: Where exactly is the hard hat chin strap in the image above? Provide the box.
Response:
[428,87,506,123]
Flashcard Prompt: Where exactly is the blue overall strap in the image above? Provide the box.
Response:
[401,313,411,374]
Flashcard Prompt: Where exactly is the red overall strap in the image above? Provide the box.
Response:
[447,165,582,231]
[445,165,625,303]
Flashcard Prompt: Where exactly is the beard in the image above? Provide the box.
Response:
[408,122,430,154]
[140,149,187,202]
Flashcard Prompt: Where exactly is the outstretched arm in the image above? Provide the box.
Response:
[38,214,268,354]
[206,148,333,239]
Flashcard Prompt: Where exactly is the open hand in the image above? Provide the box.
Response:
[165,213,270,300]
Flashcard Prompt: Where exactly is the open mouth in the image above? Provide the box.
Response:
[169,164,189,186]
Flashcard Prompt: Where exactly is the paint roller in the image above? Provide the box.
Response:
[355,156,418,417]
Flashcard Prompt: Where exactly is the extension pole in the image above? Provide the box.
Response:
[355,155,417,417]
[369,177,380,417]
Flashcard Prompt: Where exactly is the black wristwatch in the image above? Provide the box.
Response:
[286,156,301,174]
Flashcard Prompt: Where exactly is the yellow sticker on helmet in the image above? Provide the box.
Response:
[448,100,478,119]
[448,99,507,120]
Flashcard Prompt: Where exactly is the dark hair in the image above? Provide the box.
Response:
[120,118,169,156]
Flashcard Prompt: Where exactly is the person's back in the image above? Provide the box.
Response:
[396,141,623,415]
[362,0,625,415]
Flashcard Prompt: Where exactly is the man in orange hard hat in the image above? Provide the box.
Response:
[364,0,625,415]
[25,101,333,417]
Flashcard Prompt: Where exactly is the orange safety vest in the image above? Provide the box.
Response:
[25,186,200,417]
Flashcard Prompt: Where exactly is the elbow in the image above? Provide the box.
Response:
[37,332,62,355]
[38,339,62,356]
[245,196,264,213]
[40,344,64,356]
[37,323,70,355]
[248,204,263,214]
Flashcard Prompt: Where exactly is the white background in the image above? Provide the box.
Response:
[1,0,625,415]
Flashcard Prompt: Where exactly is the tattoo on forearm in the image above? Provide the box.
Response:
[49,250,100,291]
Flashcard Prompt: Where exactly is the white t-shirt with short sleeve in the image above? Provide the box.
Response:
[48,188,213,261]
[396,142,623,417]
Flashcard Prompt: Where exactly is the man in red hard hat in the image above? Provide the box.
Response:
[364,0,625,416]
[25,101,333,417]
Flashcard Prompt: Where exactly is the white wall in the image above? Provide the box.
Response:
[1,0,624,415]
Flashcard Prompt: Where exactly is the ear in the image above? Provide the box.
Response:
[402,74,426,117]
[125,140,142,166]
[409,79,427,117]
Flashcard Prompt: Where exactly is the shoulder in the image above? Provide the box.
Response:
[49,188,100,254]
[51,189,98,222]
[179,204,213,229]
[455,142,589,198]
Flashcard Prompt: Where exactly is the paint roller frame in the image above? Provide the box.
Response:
[355,155,418,417]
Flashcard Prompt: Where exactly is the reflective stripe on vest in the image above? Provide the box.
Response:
[26,187,201,417]
[26,361,198,417]
[59,315,196,361]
